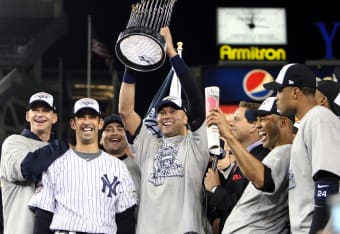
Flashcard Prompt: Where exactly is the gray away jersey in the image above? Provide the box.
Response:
[222,144,291,234]
[1,134,48,234]
[289,106,340,233]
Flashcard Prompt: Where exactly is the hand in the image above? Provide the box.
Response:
[160,26,177,58]
[204,168,221,192]
[206,108,233,140]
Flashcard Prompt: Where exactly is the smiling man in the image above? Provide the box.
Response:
[0,91,68,234]
[29,98,137,234]
[206,97,294,233]
[118,27,209,234]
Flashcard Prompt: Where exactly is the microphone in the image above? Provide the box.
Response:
[210,139,226,171]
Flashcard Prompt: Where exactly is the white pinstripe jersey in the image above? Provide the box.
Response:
[29,149,137,234]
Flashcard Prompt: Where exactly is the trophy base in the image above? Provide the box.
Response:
[115,27,166,72]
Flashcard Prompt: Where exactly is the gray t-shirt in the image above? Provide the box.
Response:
[132,123,209,234]
[123,156,141,204]
[222,144,291,234]
[289,106,340,233]
[1,134,48,234]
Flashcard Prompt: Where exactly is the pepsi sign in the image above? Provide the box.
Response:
[243,69,274,101]
[203,65,281,104]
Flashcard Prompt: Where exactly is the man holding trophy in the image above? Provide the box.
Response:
[118,26,209,234]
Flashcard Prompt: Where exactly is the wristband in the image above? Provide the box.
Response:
[123,68,136,84]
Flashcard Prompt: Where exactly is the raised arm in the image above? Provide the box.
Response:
[118,68,142,136]
[160,27,205,130]
[206,108,265,189]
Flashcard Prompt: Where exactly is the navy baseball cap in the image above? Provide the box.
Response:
[156,96,187,113]
[29,92,56,112]
[263,63,316,91]
[103,114,123,130]
[316,79,340,116]
[245,97,295,123]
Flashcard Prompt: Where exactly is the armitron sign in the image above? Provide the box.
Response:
[219,45,287,61]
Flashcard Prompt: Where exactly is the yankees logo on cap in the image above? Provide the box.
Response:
[29,92,56,111]
[73,97,101,115]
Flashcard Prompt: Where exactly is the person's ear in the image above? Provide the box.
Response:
[98,118,104,130]
[69,118,76,130]
[52,113,58,124]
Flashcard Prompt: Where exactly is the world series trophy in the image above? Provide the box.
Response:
[115,0,178,72]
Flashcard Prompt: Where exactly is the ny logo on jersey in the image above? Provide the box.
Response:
[101,174,120,197]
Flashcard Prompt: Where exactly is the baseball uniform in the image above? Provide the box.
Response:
[29,149,137,234]
[289,105,340,233]
[222,144,291,233]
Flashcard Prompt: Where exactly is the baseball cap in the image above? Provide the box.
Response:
[73,97,101,116]
[155,96,187,113]
[29,91,56,111]
[316,79,340,116]
[263,63,316,91]
[245,97,295,122]
[103,114,123,130]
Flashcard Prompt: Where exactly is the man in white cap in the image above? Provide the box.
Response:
[0,91,68,234]
[263,63,340,233]
[29,97,137,234]
[118,27,209,234]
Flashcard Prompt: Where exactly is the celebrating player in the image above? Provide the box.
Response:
[118,26,210,234]
[264,63,340,233]
[29,98,137,234]
[0,91,68,234]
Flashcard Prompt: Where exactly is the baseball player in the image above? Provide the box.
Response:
[29,98,137,234]
[264,63,340,233]
[0,91,68,234]
[315,79,340,118]
[207,97,294,233]
[100,114,141,213]
[118,26,209,234]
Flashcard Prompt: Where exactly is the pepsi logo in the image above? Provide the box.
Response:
[243,69,274,101]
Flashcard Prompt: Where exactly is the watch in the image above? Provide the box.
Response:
[211,185,218,193]
[217,7,287,45]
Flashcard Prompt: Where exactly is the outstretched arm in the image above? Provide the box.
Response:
[118,68,142,137]
[160,27,205,130]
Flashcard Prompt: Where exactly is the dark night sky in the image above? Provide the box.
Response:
[43,0,340,115]
[45,0,340,69]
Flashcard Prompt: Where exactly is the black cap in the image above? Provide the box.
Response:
[245,97,295,123]
[316,79,340,116]
[155,96,187,113]
[263,63,316,91]
[103,114,123,130]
